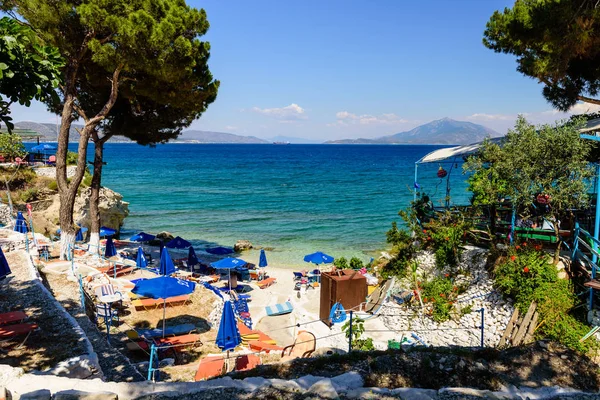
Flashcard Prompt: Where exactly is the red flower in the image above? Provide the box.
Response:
[427,236,431,241]
[440,293,445,297]
[510,255,516,261]
[445,237,450,241]
[535,245,542,251]
[444,273,449,278]
[515,245,521,250]
[522,242,527,247]
[413,290,418,296]
[423,229,427,234]
[523,266,530,273]
[417,281,422,286]
[452,286,457,291]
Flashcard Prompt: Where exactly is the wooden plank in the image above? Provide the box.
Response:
[498,308,520,347]
[584,280,600,290]
[513,302,537,346]
[523,311,539,344]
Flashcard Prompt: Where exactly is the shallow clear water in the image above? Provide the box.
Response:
[43,143,472,267]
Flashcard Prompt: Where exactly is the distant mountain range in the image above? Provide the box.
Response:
[325,118,501,145]
[175,130,267,144]
[268,135,317,144]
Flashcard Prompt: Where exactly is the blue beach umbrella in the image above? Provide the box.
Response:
[130,232,156,242]
[132,276,196,336]
[210,258,247,290]
[259,249,268,268]
[136,246,147,268]
[304,251,334,265]
[166,236,191,249]
[100,226,117,237]
[104,237,117,258]
[14,212,27,233]
[188,247,199,270]
[159,247,176,276]
[206,246,234,255]
[0,246,11,280]
[216,300,241,352]
[31,144,56,152]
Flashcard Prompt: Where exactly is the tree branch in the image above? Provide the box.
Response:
[577,95,600,106]
[72,103,89,122]
[87,65,123,126]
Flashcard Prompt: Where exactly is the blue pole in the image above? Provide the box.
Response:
[510,208,516,246]
[147,344,156,381]
[78,274,85,309]
[348,310,353,353]
[414,163,418,202]
[479,308,485,347]
[591,164,600,310]
[25,234,29,253]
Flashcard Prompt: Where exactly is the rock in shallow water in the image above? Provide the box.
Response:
[234,240,253,252]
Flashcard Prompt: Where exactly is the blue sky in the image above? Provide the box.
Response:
[10,0,596,140]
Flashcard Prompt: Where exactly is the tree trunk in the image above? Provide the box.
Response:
[553,220,561,265]
[88,133,107,255]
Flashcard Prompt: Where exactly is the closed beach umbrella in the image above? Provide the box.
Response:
[165,236,191,249]
[136,246,147,268]
[188,246,199,270]
[130,232,156,242]
[75,226,86,242]
[303,251,334,265]
[0,246,11,280]
[159,247,176,276]
[216,300,241,352]
[132,276,196,336]
[14,212,27,233]
[210,258,247,290]
[206,246,234,255]
[100,226,117,237]
[104,237,117,258]
[259,249,268,268]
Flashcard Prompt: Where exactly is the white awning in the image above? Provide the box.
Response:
[417,137,504,164]
[580,117,600,133]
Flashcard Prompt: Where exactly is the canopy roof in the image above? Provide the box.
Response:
[417,137,504,164]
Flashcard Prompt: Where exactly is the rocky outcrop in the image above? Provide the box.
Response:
[0,204,11,226]
[74,187,129,234]
[234,240,253,252]
[156,231,174,242]
[33,166,77,179]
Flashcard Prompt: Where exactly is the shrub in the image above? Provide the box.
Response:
[342,316,375,351]
[20,187,39,203]
[334,257,348,269]
[47,180,58,191]
[349,257,364,270]
[422,211,470,270]
[66,151,78,165]
[421,277,456,322]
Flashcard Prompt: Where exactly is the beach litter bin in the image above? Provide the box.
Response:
[320,269,367,327]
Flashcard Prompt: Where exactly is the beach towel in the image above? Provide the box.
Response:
[329,302,346,324]
[265,301,293,316]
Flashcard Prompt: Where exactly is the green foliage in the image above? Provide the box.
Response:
[349,257,364,270]
[0,16,63,131]
[333,257,348,269]
[342,316,375,351]
[0,133,26,160]
[19,187,38,202]
[65,151,78,165]
[484,1,600,111]
[47,180,57,191]
[421,212,470,270]
[421,277,456,322]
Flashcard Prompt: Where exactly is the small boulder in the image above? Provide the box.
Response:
[307,379,338,399]
[19,389,51,400]
[53,390,118,400]
[234,240,253,252]
[156,231,175,242]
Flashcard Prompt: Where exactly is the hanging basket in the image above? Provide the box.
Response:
[536,194,550,205]
[437,167,448,178]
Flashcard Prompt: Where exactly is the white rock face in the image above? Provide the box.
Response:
[381,246,514,348]
[74,187,129,234]
[33,166,77,179]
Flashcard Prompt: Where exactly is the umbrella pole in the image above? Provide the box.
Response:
[162,298,166,338]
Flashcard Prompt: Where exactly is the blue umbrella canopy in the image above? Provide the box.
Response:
[132,275,196,299]
[216,301,241,352]
[136,246,147,268]
[104,237,117,258]
[188,246,199,267]
[99,226,117,237]
[31,144,56,152]
[210,257,247,269]
[0,246,11,280]
[130,232,156,242]
[259,249,268,268]
[159,247,176,276]
[304,251,334,265]
[206,246,234,255]
[165,236,191,249]
[14,212,27,233]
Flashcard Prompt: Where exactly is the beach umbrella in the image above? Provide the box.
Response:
[259,249,268,268]
[136,246,148,268]
[159,247,176,276]
[0,246,11,280]
[188,246,199,270]
[100,226,117,237]
[131,276,196,336]
[165,236,191,249]
[304,251,334,265]
[206,246,234,255]
[31,144,56,152]
[210,258,247,290]
[104,237,117,258]
[216,300,241,355]
[130,232,156,242]
[14,212,28,233]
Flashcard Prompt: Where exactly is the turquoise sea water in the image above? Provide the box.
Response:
[58,143,471,267]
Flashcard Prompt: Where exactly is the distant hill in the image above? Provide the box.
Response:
[269,135,317,144]
[326,118,502,145]
[176,130,268,144]
[13,121,83,142]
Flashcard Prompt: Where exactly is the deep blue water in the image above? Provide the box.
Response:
[32,143,472,266]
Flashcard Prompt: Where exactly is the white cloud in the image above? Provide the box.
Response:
[465,113,513,121]
[332,111,410,126]
[569,102,600,114]
[251,103,307,120]
[224,125,238,131]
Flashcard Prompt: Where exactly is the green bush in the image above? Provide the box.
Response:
[20,187,39,202]
[334,257,348,269]
[342,316,375,351]
[421,277,456,322]
[66,151,78,165]
[47,180,58,191]
[422,212,470,270]
[349,257,364,270]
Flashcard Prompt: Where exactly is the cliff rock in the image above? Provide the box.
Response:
[74,187,129,233]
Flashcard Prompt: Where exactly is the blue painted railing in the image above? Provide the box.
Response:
[571,222,600,309]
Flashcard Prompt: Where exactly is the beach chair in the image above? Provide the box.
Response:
[195,356,225,381]
[0,311,27,326]
[128,333,202,353]
[280,330,316,362]
[256,277,277,289]
[235,354,261,372]
[265,301,293,316]
[293,272,304,281]
[134,323,197,340]
[0,323,38,347]
[248,340,283,353]
[131,295,189,311]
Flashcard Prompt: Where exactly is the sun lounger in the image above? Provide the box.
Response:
[0,311,27,326]
[0,323,38,338]
[235,354,261,372]
[248,340,283,353]
[293,272,304,280]
[135,323,196,339]
[281,330,316,362]
[195,356,225,381]
[128,333,203,352]
[265,301,293,316]
[256,277,276,289]
[132,295,189,311]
